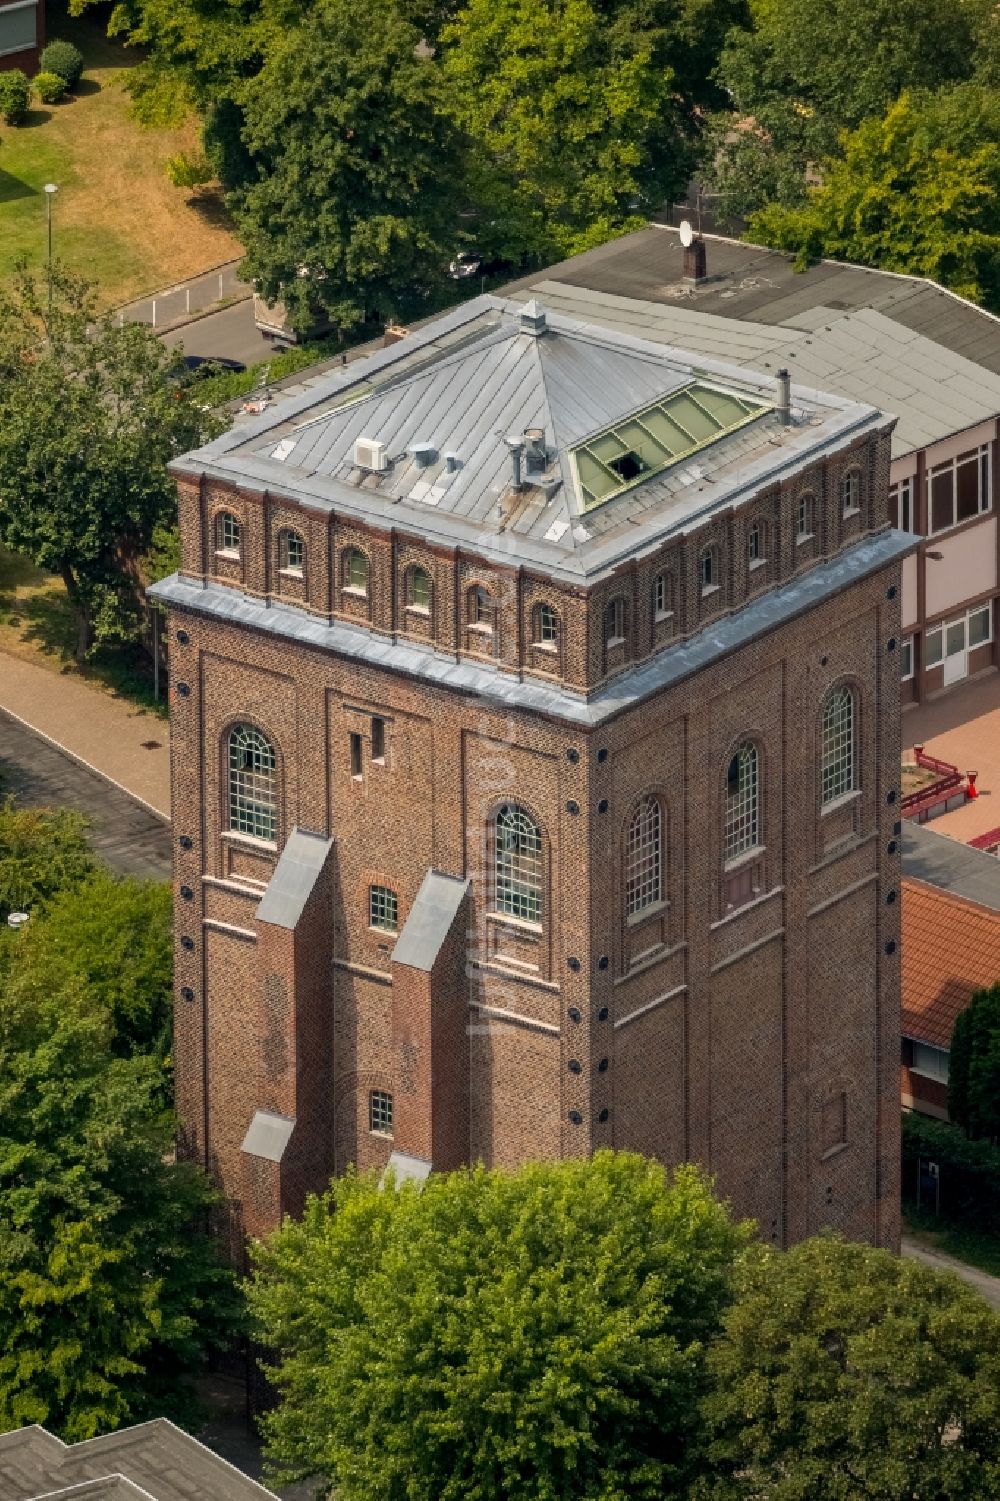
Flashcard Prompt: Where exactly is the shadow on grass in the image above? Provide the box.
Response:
[188,189,236,233]
[18,108,54,130]
[0,169,37,203]
[73,77,102,98]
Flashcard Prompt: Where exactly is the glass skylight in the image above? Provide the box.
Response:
[571,382,771,510]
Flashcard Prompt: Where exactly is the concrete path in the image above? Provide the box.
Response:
[902,1234,1000,1311]
[116,260,253,334]
[160,297,275,368]
[0,652,170,817]
[903,670,1000,842]
[0,709,171,882]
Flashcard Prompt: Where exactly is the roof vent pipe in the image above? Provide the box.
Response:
[524,427,546,470]
[776,368,791,424]
[505,435,525,490]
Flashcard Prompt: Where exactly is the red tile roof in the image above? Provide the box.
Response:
[902,878,1000,1048]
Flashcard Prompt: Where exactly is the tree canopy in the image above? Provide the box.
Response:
[0,267,224,660]
[744,86,1000,311]
[0,801,95,924]
[696,1234,1000,1500]
[248,1154,748,1500]
[949,979,1000,1142]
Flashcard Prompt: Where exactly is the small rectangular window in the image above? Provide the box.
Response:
[371,717,385,762]
[969,605,992,648]
[369,1089,394,1135]
[911,1042,949,1084]
[350,732,363,778]
[924,626,943,668]
[369,884,398,932]
[748,525,761,564]
[946,619,966,657]
[900,636,913,681]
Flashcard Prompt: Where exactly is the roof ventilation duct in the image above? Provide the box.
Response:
[505,435,525,490]
[519,299,547,336]
[408,442,437,467]
[776,368,791,424]
[524,427,547,471]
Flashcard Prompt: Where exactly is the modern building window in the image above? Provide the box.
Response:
[970,603,992,648]
[371,716,386,762]
[910,1041,949,1083]
[227,724,277,842]
[469,585,495,630]
[821,686,855,805]
[748,523,763,566]
[700,546,717,591]
[841,469,861,515]
[343,548,369,595]
[369,1089,394,1135]
[216,512,241,556]
[407,565,432,612]
[888,477,913,532]
[797,493,814,541]
[900,636,914,681]
[928,446,991,534]
[724,743,760,860]
[534,602,559,647]
[606,596,626,645]
[925,625,944,668]
[653,572,672,619]
[625,796,662,918]
[350,732,363,778]
[279,529,304,573]
[925,605,992,671]
[493,804,543,924]
[369,884,398,932]
[0,1,38,57]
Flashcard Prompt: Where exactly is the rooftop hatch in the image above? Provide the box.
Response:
[570,381,771,511]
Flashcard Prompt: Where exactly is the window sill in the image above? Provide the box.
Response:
[369,926,399,937]
[606,635,626,649]
[842,506,861,518]
[215,549,241,561]
[405,604,431,617]
[370,1130,394,1140]
[343,586,368,600]
[821,1141,849,1162]
[820,788,861,816]
[221,830,277,852]
[654,609,674,624]
[279,567,304,579]
[796,531,813,546]
[467,622,494,636]
[486,910,543,936]
[533,640,559,653]
[626,898,668,928]
[723,845,765,875]
[701,583,720,599]
[748,557,767,572]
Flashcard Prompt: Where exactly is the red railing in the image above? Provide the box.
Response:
[901,744,974,822]
[968,825,1000,852]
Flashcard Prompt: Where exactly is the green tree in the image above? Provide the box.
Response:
[0,266,224,660]
[745,87,1000,311]
[441,0,691,261]
[697,1235,1000,1501]
[0,801,95,923]
[707,0,976,217]
[0,975,240,1439]
[249,1154,748,1500]
[0,872,173,1065]
[949,980,1000,1142]
[234,0,466,333]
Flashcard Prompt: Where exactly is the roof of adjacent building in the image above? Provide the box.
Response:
[179,294,885,584]
[501,226,1000,461]
[902,822,1000,912]
[902,877,1000,1048]
[0,1420,279,1501]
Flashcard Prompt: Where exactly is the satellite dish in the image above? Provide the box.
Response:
[679,219,694,247]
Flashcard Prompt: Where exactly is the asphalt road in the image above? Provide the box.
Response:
[0,709,172,883]
[160,299,276,368]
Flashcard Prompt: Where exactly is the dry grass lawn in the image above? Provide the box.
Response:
[0,3,242,306]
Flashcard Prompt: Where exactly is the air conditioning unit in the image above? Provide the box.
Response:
[354,437,388,472]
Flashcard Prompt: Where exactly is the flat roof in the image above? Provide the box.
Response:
[902,822,1000,912]
[501,227,1000,460]
[178,294,886,584]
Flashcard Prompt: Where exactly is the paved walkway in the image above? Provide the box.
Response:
[902,1234,1000,1311]
[0,652,170,817]
[903,670,1000,842]
[0,709,171,882]
[116,260,253,334]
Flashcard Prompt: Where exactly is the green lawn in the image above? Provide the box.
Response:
[0,2,240,304]
[904,1207,1000,1279]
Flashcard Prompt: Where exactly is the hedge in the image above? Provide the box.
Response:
[902,1111,1000,1234]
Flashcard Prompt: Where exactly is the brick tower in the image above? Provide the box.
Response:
[151,296,912,1255]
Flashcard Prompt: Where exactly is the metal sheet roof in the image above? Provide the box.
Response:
[902,822,1000,912]
[240,1109,296,1164]
[391,869,470,971]
[255,827,333,930]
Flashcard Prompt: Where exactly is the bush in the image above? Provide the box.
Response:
[0,69,30,125]
[33,70,66,104]
[39,38,84,88]
[901,1110,1000,1234]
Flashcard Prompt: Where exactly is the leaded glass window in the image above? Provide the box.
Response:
[470,585,494,627]
[725,743,759,861]
[606,597,625,644]
[228,724,277,841]
[822,687,855,805]
[280,529,304,572]
[408,566,432,610]
[626,797,662,917]
[369,1089,393,1134]
[654,573,671,617]
[217,512,241,555]
[369,884,398,932]
[494,804,542,924]
[344,548,369,594]
[841,469,861,514]
[748,523,761,563]
[536,602,558,645]
[797,494,814,539]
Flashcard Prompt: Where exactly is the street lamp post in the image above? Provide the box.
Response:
[43,183,58,313]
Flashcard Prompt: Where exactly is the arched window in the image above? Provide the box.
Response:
[407,566,432,612]
[493,804,542,924]
[700,546,717,591]
[279,529,304,573]
[797,493,814,540]
[822,687,855,804]
[725,743,759,861]
[653,573,672,618]
[534,601,559,647]
[841,469,861,515]
[216,512,241,556]
[469,585,495,630]
[606,596,626,645]
[227,724,277,841]
[626,797,662,917]
[343,548,369,596]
